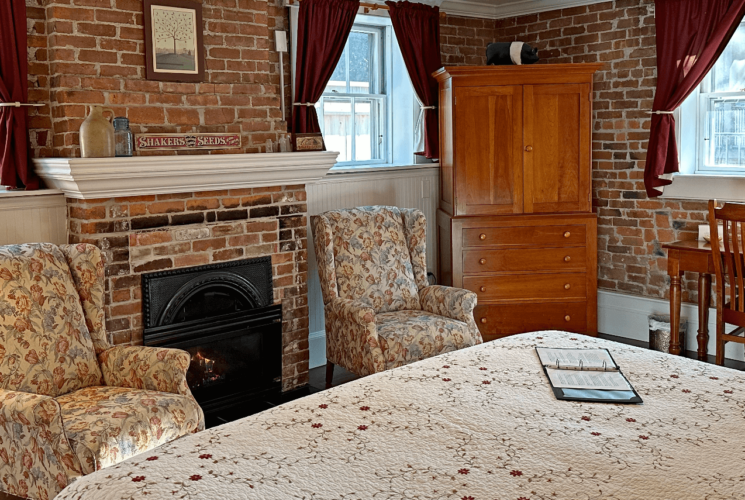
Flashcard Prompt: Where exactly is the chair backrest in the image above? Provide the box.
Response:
[709,200,745,326]
[0,243,103,397]
[311,206,429,313]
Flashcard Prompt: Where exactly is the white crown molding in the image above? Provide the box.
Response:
[33,152,339,200]
[440,0,604,20]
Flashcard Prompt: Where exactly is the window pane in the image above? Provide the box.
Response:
[322,98,352,162]
[710,22,745,92]
[327,45,348,93]
[348,32,373,94]
[706,98,745,167]
[354,99,382,162]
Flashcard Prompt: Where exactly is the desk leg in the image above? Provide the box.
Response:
[697,273,711,360]
[669,274,683,355]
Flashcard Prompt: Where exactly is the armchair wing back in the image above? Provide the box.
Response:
[0,243,103,397]
[311,206,482,382]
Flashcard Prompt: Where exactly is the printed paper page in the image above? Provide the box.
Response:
[536,348,617,370]
[545,367,631,391]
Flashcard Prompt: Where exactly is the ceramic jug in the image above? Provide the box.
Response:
[80,106,116,158]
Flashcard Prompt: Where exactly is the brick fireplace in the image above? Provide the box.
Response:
[34,152,337,392]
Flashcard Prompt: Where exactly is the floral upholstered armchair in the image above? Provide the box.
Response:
[311,206,483,386]
[0,243,204,500]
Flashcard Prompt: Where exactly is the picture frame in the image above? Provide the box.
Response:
[292,133,326,152]
[143,0,205,83]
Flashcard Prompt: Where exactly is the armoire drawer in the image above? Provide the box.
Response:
[463,247,587,274]
[474,301,588,337]
[464,273,587,302]
[463,224,586,248]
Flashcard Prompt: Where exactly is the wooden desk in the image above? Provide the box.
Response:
[663,240,716,359]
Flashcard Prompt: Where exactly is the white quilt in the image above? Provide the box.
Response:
[57,331,745,500]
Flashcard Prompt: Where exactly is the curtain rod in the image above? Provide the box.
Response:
[0,103,44,107]
[286,0,448,17]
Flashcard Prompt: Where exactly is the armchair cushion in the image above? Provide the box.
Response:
[98,345,193,396]
[0,243,103,397]
[56,386,203,475]
[324,298,385,376]
[320,207,421,313]
[376,310,480,369]
[0,389,82,500]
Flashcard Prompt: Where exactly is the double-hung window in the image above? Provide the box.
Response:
[680,22,745,175]
[317,26,387,165]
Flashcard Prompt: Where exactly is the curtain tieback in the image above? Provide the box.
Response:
[293,102,316,106]
[646,110,675,115]
[0,102,44,107]
[421,105,436,110]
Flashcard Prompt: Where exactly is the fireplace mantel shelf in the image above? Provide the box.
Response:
[33,152,339,199]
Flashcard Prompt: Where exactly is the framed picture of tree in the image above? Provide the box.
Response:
[143,0,205,82]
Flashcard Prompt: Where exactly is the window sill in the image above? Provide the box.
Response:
[327,163,439,175]
[661,174,745,202]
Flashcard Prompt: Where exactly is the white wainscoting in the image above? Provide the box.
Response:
[598,289,743,361]
[0,190,67,245]
[306,165,440,369]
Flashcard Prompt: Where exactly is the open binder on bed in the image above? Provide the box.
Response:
[536,347,643,404]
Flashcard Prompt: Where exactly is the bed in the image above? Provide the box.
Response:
[57,331,745,500]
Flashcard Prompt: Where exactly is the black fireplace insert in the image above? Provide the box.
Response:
[141,257,282,421]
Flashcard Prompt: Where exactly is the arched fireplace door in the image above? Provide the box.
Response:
[142,257,282,418]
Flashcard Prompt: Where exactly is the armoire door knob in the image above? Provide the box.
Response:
[480,317,487,324]
[479,258,486,265]
[563,231,571,238]
[480,286,486,292]
[564,255,571,262]
[525,145,533,152]
[564,315,571,322]
[564,283,571,290]
[479,233,487,240]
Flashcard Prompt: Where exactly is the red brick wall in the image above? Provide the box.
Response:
[440,14,496,66]
[27,0,290,158]
[494,0,706,304]
[67,185,310,390]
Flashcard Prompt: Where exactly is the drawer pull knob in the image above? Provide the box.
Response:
[479,258,486,265]
[564,283,571,290]
[564,315,571,322]
[480,286,486,292]
[479,233,487,240]
[525,145,533,152]
[564,255,571,262]
[480,317,487,324]
[564,231,571,238]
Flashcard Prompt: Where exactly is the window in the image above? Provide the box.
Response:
[288,10,422,169]
[317,26,387,165]
[680,22,745,175]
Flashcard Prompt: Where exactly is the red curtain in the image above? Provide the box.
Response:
[292,0,360,134]
[385,0,442,159]
[645,0,745,197]
[0,0,38,190]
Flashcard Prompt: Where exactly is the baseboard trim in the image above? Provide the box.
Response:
[307,290,744,368]
[598,290,743,361]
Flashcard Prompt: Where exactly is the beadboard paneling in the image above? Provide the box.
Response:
[306,166,440,368]
[0,191,67,245]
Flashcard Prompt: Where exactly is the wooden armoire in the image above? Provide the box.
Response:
[434,64,601,341]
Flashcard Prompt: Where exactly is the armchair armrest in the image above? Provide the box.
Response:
[420,286,482,344]
[324,298,385,376]
[98,345,192,396]
[0,390,82,499]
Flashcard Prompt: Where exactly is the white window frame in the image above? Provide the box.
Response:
[316,24,391,167]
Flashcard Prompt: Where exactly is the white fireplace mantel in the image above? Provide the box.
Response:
[33,152,339,199]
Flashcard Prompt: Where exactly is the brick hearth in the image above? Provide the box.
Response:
[67,185,309,391]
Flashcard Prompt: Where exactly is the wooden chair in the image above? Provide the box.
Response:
[708,200,745,365]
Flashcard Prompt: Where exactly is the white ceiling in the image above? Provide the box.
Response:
[439,0,604,19]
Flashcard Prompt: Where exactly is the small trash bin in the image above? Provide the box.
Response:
[648,314,687,354]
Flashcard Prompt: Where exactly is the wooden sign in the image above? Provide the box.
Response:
[292,133,325,152]
[135,133,240,151]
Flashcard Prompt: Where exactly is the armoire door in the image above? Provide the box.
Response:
[523,84,591,213]
[454,86,523,216]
